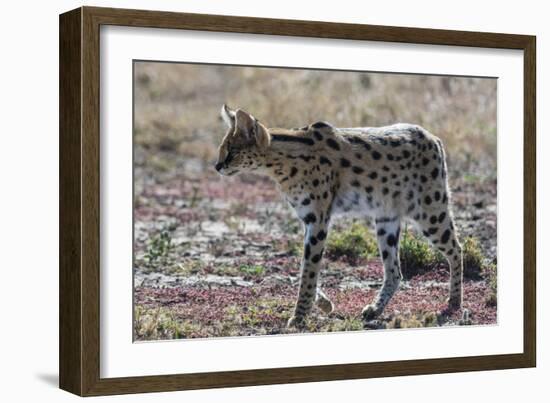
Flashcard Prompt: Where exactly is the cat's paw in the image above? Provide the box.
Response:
[287,315,306,329]
[361,304,382,321]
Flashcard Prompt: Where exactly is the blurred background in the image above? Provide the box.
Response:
[133,62,497,340]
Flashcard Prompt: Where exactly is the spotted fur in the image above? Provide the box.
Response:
[216,105,463,327]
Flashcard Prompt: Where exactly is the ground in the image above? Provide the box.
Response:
[133,63,497,340]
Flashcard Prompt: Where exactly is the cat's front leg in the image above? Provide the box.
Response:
[287,219,330,328]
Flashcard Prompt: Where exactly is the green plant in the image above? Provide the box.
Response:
[238,264,265,276]
[325,222,378,262]
[168,261,203,276]
[462,236,485,279]
[399,230,444,278]
[327,317,365,332]
[400,231,488,280]
[144,226,174,266]
[209,264,239,277]
[387,312,438,329]
[284,238,303,257]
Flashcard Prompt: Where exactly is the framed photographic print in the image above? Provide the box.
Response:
[59,6,536,396]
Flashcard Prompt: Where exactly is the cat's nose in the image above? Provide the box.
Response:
[215,162,223,171]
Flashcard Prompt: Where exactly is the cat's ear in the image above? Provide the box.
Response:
[235,109,271,149]
[255,122,271,149]
[220,104,236,128]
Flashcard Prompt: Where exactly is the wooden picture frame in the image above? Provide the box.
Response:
[59,6,536,396]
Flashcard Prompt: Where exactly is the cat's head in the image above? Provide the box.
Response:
[215,105,271,175]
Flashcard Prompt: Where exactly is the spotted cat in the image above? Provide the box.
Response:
[215,105,463,327]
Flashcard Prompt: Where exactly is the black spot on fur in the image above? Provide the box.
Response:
[303,213,316,224]
[305,244,311,259]
[348,136,372,151]
[351,179,360,187]
[353,166,365,174]
[365,186,373,193]
[340,158,351,167]
[420,175,428,183]
[390,140,401,147]
[271,134,314,146]
[317,230,327,240]
[430,215,438,224]
[326,138,340,150]
[431,167,439,179]
[387,234,397,247]
[425,195,432,205]
[371,150,382,160]
[302,198,311,206]
[313,130,324,141]
[434,191,441,201]
[382,250,389,260]
[319,156,332,165]
[290,167,298,177]
[377,228,386,236]
[311,254,322,263]
[441,229,451,244]
[438,212,446,223]
[368,171,378,180]
[312,179,320,187]
[402,150,411,158]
